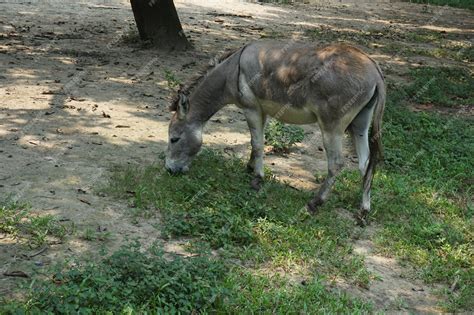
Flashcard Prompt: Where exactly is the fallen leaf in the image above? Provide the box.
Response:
[79,199,91,205]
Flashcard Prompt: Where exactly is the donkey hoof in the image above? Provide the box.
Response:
[306,197,324,215]
[306,199,322,215]
[306,202,317,215]
[250,177,263,191]
[355,209,369,227]
[246,164,254,173]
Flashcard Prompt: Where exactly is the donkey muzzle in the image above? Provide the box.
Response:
[165,159,189,174]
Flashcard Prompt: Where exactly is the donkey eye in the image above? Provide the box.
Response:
[170,137,180,144]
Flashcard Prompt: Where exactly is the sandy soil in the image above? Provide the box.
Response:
[1,0,472,312]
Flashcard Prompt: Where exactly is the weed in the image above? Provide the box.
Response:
[265,119,305,153]
[0,198,29,236]
[0,198,66,248]
[164,69,182,89]
[0,242,227,314]
[454,44,473,62]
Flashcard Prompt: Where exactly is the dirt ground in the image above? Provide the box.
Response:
[0,0,472,312]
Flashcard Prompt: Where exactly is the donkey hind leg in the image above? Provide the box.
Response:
[307,130,344,214]
[349,105,374,225]
[244,108,267,191]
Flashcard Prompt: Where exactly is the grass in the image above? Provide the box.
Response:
[222,270,372,313]
[380,68,472,310]
[369,76,473,311]
[0,198,67,248]
[0,241,372,314]
[405,0,474,10]
[404,67,473,107]
[106,150,371,287]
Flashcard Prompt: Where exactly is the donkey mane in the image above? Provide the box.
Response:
[170,47,241,111]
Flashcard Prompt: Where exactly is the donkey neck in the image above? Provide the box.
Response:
[186,64,232,124]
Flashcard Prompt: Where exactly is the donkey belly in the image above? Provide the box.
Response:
[260,100,318,125]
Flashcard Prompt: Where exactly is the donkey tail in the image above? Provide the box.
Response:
[363,79,386,195]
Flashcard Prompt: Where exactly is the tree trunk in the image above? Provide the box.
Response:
[130,0,191,50]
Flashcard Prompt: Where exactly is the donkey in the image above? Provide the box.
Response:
[165,41,385,225]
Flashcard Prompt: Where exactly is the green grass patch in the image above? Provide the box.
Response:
[366,81,473,311]
[378,120,472,310]
[0,242,227,314]
[164,69,182,89]
[91,149,375,312]
[404,0,474,10]
[405,30,443,43]
[0,198,66,248]
[106,150,371,286]
[222,270,372,313]
[454,44,473,62]
[0,241,372,314]
[404,66,473,107]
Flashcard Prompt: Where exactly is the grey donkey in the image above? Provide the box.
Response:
[165,41,385,225]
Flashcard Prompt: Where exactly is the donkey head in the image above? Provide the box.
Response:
[165,92,203,173]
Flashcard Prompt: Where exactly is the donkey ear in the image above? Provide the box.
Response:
[177,93,189,120]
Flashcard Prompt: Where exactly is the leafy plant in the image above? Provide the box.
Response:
[0,242,227,314]
[164,69,182,89]
[265,119,305,153]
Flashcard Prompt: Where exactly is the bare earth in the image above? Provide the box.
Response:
[1,0,472,312]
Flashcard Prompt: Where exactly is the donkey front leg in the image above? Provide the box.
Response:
[244,108,266,191]
[307,131,344,214]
